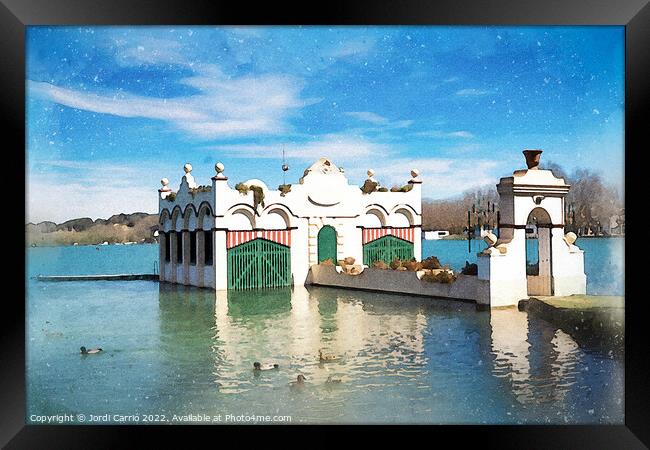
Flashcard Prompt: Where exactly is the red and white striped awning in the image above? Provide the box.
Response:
[226,230,291,249]
[362,227,415,244]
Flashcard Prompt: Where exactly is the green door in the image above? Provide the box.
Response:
[363,235,414,265]
[317,225,337,263]
[227,238,291,290]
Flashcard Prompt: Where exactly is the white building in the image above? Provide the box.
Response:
[158,158,422,290]
[423,230,450,240]
[477,150,587,306]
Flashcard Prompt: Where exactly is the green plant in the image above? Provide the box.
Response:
[249,185,265,210]
[399,184,414,192]
[377,187,389,192]
[403,258,422,271]
[389,258,403,270]
[372,260,389,269]
[461,261,478,275]
[189,185,212,196]
[165,192,176,202]
[421,256,442,270]
[422,270,457,284]
[235,182,250,195]
[278,184,292,196]
[360,179,378,194]
[234,183,265,212]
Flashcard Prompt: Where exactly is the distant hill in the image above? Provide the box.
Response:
[26,213,159,247]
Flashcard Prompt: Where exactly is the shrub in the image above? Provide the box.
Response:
[361,179,378,194]
[421,256,442,270]
[278,184,292,196]
[235,183,250,195]
[249,185,265,210]
[165,192,176,202]
[421,270,457,284]
[390,184,414,193]
[320,258,335,266]
[403,259,422,271]
[235,183,265,212]
[372,260,389,269]
[461,261,478,275]
[389,258,402,270]
[189,185,212,196]
[377,187,389,192]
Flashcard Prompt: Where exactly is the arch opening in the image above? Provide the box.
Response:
[317,225,337,264]
[526,207,553,296]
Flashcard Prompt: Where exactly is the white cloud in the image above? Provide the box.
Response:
[327,37,378,58]
[28,64,316,139]
[344,111,389,124]
[207,133,389,164]
[366,158,500,199]
[26,161,159,223]
[344,111,413,129]
[415,130,474,139]
[456,88,490,96]
[113,36,188,67]
[206,135,499,199]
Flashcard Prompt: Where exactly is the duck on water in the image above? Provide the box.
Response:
[80,346,103,355]
[253,362,279,371]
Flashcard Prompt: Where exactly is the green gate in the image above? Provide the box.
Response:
[317,225,337,263]
[363,235,414,265]
[227,239,291,290]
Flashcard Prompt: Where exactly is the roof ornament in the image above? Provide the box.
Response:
[409,168,422,184]
[183,163,198,188]
[214,162,227,180]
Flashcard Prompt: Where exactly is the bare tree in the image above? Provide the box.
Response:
[422,163,623,235]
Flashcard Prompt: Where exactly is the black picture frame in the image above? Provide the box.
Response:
[3,0,644,447]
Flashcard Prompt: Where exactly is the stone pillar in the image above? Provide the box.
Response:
[413,226,422,261]
[159,232,166,282]
[214,230,228,290]
[408,169,423,262]
[170,231,178,284]
[196,230,205,287]
[211,162,229,291]
[182,231,190,285]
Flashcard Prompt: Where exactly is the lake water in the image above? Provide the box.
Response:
[26,238,624,424]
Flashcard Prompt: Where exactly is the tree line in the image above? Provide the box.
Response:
[421,163,624,235]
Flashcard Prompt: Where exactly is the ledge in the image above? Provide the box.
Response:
[306,265,489,304]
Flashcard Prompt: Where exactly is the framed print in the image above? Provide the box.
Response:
[3,0,646,447]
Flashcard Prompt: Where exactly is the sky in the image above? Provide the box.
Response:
[26,26,624,223]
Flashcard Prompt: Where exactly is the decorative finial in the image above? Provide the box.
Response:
[409,168,422,184]
[483,232,497,247]
[159,177,172,198]
[522,149,542,170]
[367,169,375,178]
[213,162,227,180]
[182,163,197,188]
[563,231,577,246]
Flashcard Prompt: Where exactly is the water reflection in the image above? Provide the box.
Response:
[489,309,584,407]
[155,284,623,423]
